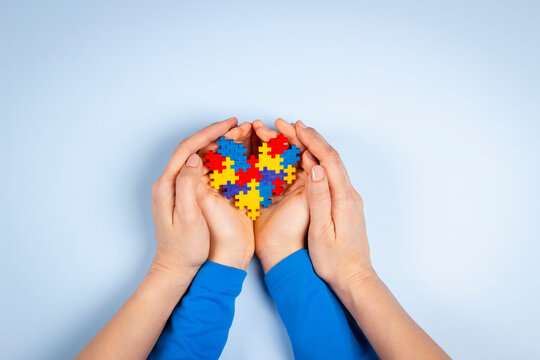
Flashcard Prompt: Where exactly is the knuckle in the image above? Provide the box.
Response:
[325,147,341,163]
[151,179,163,199]
[175,172,196,188]
[355,192,364,208]
[320,218,334,236]
[335,190,357,208]
[174,206,199,223]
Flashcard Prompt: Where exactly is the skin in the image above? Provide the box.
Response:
[77,118,449,360]
[197,121,256,270]
[295,120,451,360]
[252,119,317,273]
[76,118,255,360]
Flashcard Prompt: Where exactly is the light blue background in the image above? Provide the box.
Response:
[1,1,539,359]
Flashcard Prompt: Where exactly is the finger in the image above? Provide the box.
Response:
[307,165,335,241]
[153,117,237,218]
[301,149,318,172]
[197,122,252,174]
[295,121,352,201]
[161,117,237,182]
[252,119,279,142]
[175,153,204,221]
[226,121,253,151]
[275,118,307,152]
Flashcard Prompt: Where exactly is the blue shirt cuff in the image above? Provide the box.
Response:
[264,249,314,294]
[191,260,247,297]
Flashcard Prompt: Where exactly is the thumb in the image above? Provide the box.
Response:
[175,153,204,217]
[307,165,334,240]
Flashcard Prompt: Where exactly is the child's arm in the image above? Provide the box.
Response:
[148,261,246,359]
[264,249,377,359]
[252,119,375,359]
[75,118,238,360]
[149,121,256,359]
[295,122,450,360]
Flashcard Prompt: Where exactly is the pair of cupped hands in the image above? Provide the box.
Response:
[150,117,374,291]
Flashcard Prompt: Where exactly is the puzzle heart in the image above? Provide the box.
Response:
[204,134,300,220]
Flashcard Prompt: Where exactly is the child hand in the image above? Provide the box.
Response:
[295,121,376,289]
[252,119,318,273]
[150,118,238,279]
[196,122,255,270]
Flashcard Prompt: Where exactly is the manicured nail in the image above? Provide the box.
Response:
[297,120,307,128]
[186,153,200,167]
[311,165,325,181]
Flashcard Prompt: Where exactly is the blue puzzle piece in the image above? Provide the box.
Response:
[260,168,278,184]
[258,181,274,208]
[281,145,300,168]
[223,182,243,199]
[216,137,237,157]
[216,136,249,171]
[231,157,249,172]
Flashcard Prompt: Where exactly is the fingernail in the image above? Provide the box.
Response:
[311,165,324,181]
[186,153,200,167]
[297,120,307,128]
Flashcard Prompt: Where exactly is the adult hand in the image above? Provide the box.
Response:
[252,119,317,273]
[76,117,239,360]
[296,121,450,360]
[196,122,255,270]
[150,117,239,279]
[294,121,375,289]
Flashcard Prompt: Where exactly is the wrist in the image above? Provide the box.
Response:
[330,266,380,301]
[207,249,253,270]
[150,253,200,284]
[139,263,198,307]
[256,242,305,274]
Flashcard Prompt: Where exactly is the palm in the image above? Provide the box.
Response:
[199,180,254,244]
[251,119,316,262]
[194,122,257,268]
[254,167,309,252]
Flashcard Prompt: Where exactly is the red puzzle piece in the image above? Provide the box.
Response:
[272,178,285,196]
[268,133,289,157]
[237,155,263,187]
[204,150,226,172]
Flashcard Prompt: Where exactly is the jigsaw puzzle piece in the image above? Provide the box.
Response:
[209,157,238,189]
[257,143,284,173]
[258,181,274,208]
[281,145,300,168]
[234,180,263,220]
[223,181,243,199]
[283,164,296,184]
[268,134,289,157]
[204,150,226,172]
[272,178,285,196]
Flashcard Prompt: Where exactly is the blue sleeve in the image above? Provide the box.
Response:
[264,249,378,360]
[148,261,246,360]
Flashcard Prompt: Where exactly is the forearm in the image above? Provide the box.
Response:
[333,274,450,360]
[76,265,197,360]
[265,250,377,359]
[149,260,246,359]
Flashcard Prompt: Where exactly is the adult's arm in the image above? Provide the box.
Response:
[75,118,238,360]
[296,121,450,360]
